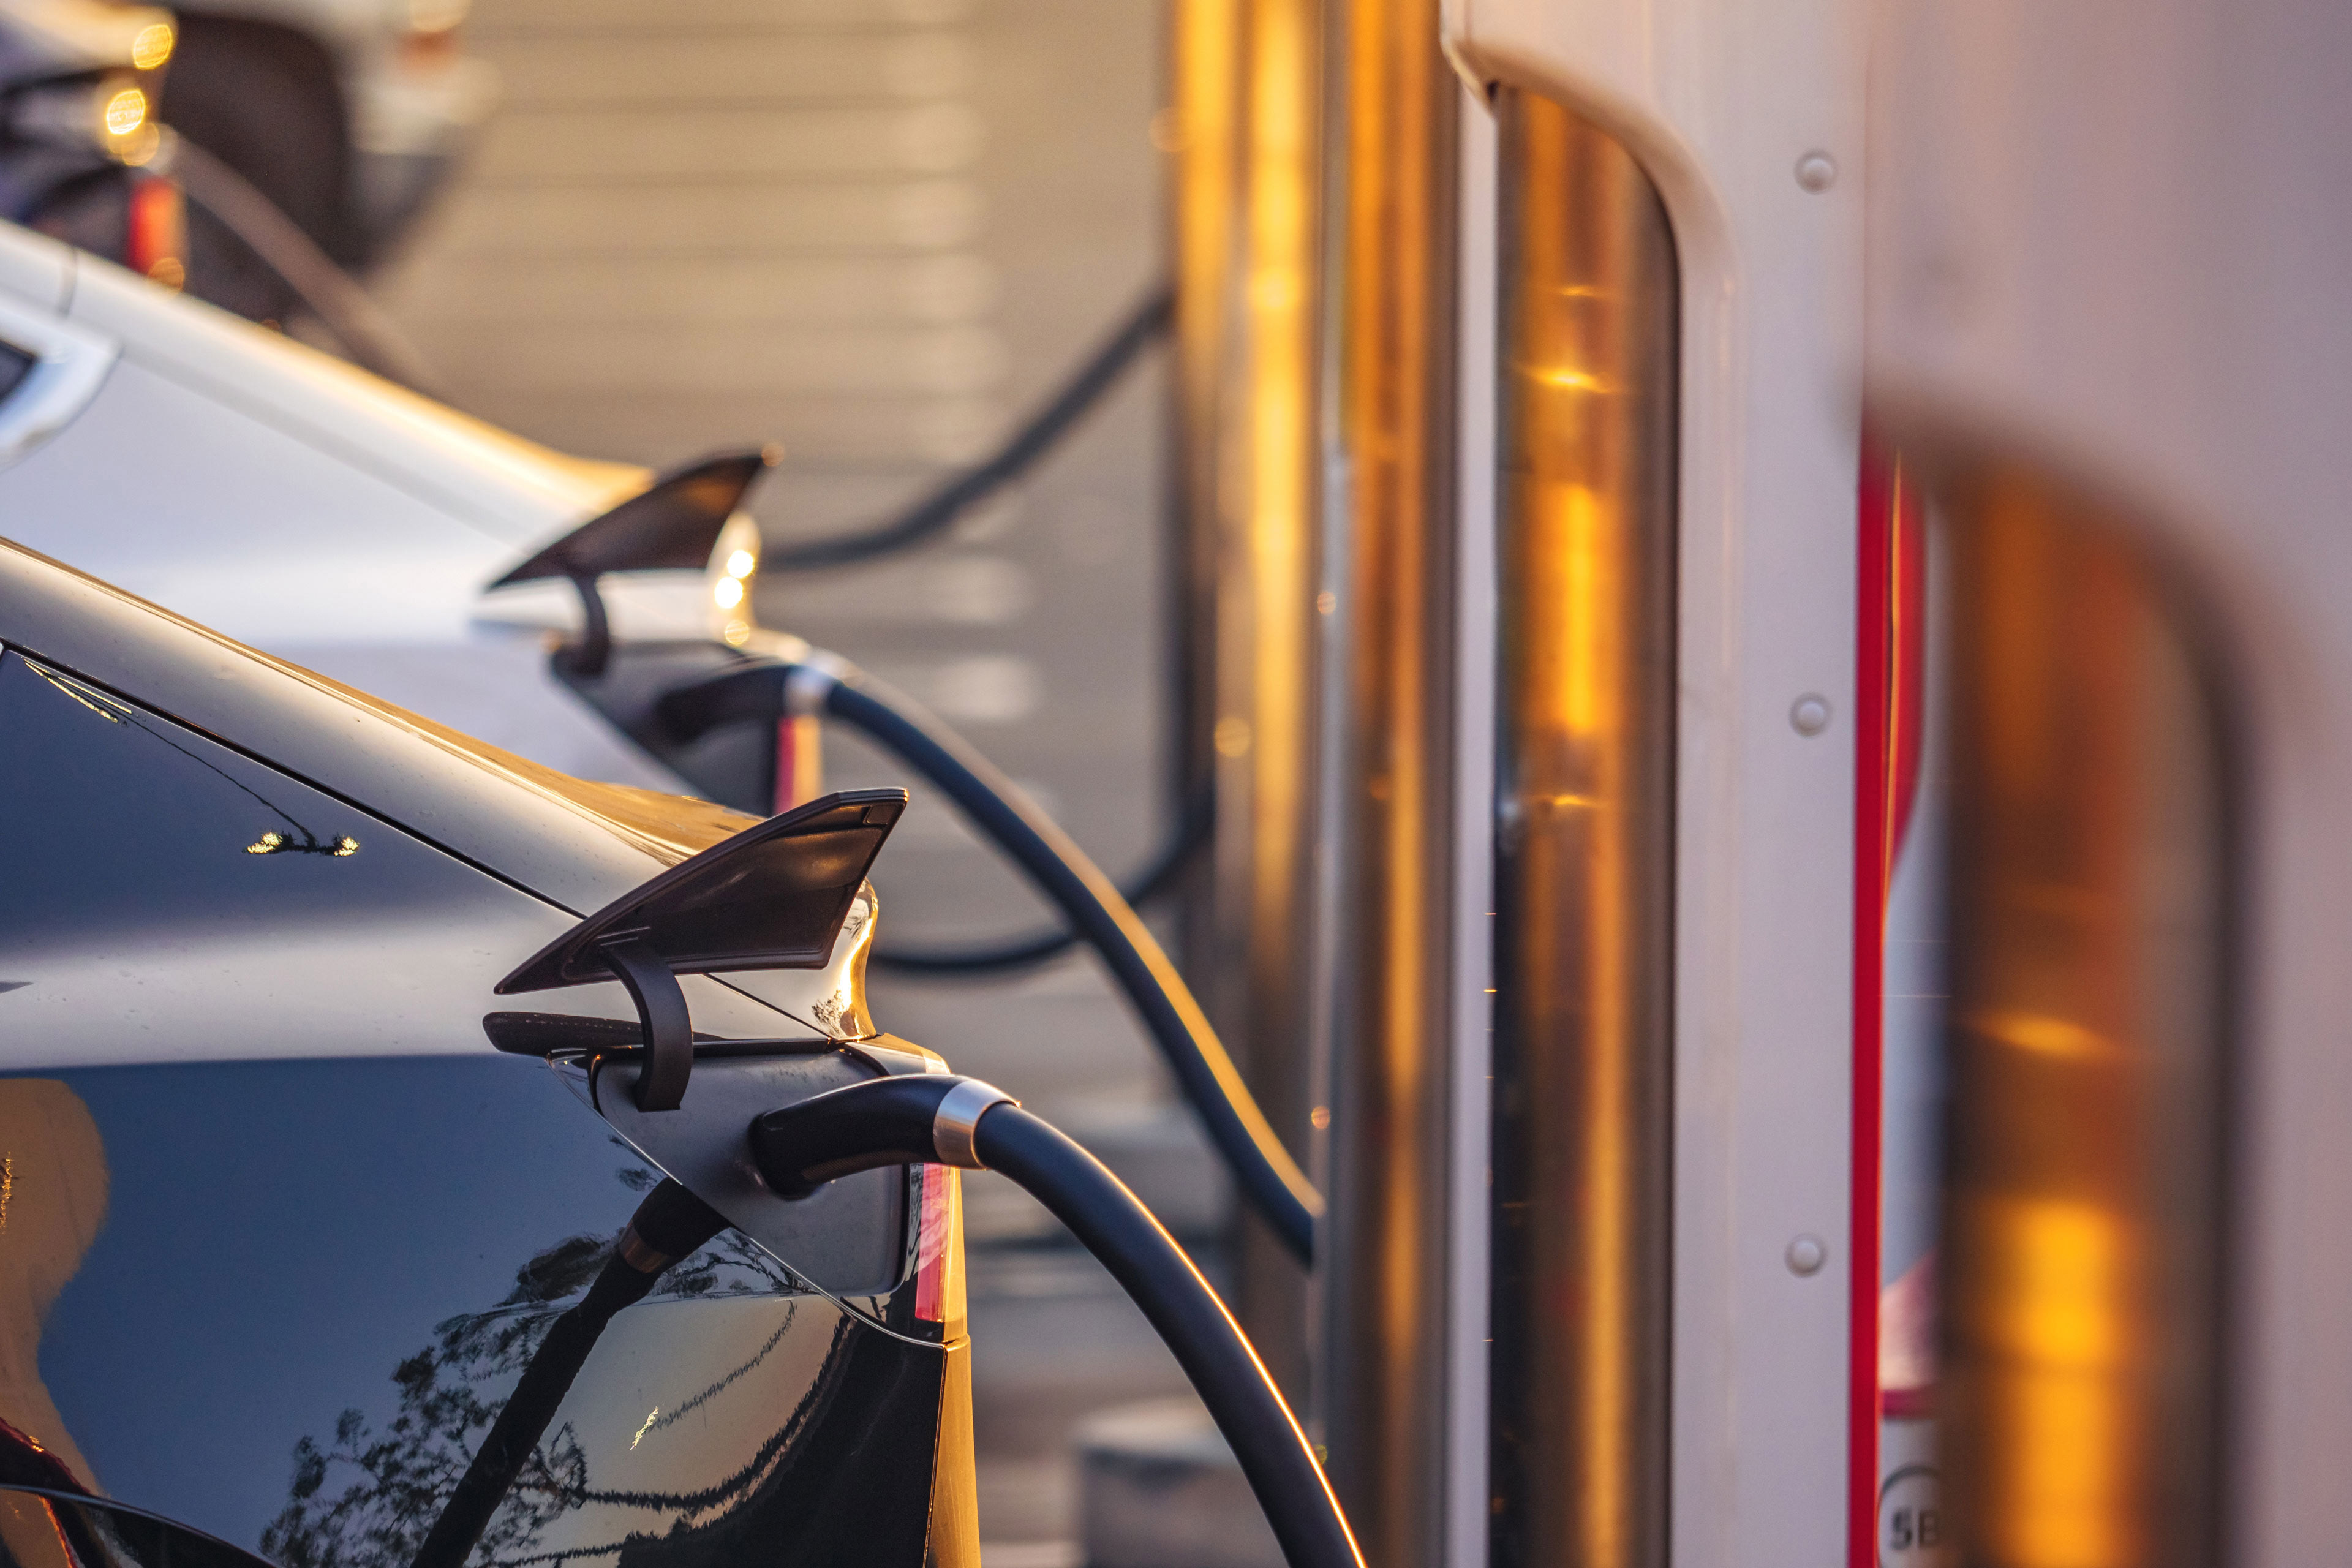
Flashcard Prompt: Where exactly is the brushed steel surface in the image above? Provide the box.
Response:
[1167,0,1329,1396]
[1939,466,2229,1568]
[1318,4,1460,1566]
[1487,87,1678,1568]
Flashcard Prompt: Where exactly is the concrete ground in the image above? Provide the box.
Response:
[372,1,1218,1558]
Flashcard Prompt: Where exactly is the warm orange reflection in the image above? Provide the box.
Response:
[130,21,174,70]
[1490,89,1678,1568]
[1234,0,1321,1027]
[1321,0,1455,1561]
[1169,0,1326,1394]
[103,86,147,137]
[1942,467,2227,1568]
[0,1083,108,1496]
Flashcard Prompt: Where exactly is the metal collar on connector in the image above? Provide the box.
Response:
[932,1079,1017,1169]
[785,650,858,717]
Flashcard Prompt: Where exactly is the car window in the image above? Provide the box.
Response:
[0,1058,942,1568]
[0,1485,275,1568]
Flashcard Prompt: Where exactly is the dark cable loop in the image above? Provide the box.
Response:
[816,671,1316,1261]
[870,786,1212,974]
[970,1104,1360,1568]
[655,660,1319,1262]
[766,285,1173,572]
[162,133,442,393]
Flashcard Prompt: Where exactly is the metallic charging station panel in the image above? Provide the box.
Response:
[590,1050,910,1300]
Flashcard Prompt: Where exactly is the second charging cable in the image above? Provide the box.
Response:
[658,652,1321,1264]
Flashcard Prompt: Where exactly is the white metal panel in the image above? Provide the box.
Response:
[1443,0,1869,1561]
[1865,1,2352,1560]
[0,352,525,642]
[1446,86,1499,1568]
[285,639,690,791]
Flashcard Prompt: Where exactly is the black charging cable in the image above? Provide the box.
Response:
[766,285,1172,572]
[658,655,1320,1264]
[870,785,1212,975]
[749,1074,1362,1568]
[410,1180,728,1568]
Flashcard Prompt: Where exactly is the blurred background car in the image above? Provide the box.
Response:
[0,0,488,342]
[156,0,496,311]
[0,0,181,284]
[0,214,712,790]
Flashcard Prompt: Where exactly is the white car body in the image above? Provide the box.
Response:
[0,217,735,792]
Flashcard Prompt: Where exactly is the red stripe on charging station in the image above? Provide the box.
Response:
[1850,447,1891,1568]
[1850,443,1926,1568]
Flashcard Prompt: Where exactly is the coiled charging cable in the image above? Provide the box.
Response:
[750,1073,1362,1568]
[657,654,1321,1264]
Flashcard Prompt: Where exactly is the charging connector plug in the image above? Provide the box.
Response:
[748,1076,1363,1568]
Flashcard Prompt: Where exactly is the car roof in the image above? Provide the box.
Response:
[0,221,651,547]
[0,534,756,916]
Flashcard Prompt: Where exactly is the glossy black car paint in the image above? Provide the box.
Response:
[0,1058,946,1568]
[0,539,965,1568]
[0,1484,279,1568]
[0,539,729,914]
[0,649,797,1061]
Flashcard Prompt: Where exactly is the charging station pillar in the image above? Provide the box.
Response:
[1316,3,1463,1566]
[1167,0,1330,1402]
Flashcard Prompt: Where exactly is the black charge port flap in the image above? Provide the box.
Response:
[488,448,777,589]
[495,788,908,993]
